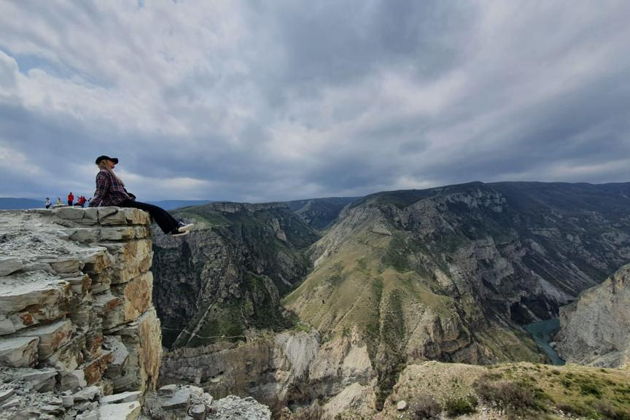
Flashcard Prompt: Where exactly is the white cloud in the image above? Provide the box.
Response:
[0,1,629,201]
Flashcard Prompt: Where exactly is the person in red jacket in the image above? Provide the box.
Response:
[89,155,193,237]
[67,192,74,206]
[77,196,87,208]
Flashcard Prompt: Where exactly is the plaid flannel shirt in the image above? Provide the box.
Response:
[89,169,133,207]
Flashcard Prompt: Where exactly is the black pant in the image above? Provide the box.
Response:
[119,200,179,234]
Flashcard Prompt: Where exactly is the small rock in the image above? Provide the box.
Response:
[101,391,141,405]
[45,396,63,406]
[42,404,65,415]
[99,400,142,419]
[162,388,192,410]
[62,395,74,408]
[61,369,87,391]
[14,368,57,392]
[158,383,178,396]
[2,396,21,409]
[76,409,99,420]
[396,400,408,411]
[73,385,101,402]
[188,403,207,419]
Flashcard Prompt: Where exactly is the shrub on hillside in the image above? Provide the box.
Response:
[594,400,630,420]
[444,395,478,417]
[473,376,547,413]
[409,394,442,419]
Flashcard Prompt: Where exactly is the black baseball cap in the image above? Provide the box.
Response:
[95,155,119,164]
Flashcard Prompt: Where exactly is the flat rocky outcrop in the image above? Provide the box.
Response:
[0,207,162,419]
[555,263,630,368]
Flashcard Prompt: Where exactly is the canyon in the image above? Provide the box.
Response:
[152,181,630,417]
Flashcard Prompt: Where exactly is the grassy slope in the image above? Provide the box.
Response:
[374,361,630,420]
[283,222,541,361]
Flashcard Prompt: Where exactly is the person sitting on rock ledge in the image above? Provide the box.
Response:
[89,155,193,237]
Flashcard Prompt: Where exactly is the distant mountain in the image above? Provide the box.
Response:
[0,197,44,209]
[148,200,213,210]
[284,196,359,230]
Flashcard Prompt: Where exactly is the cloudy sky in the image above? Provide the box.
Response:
[1,1,630,202]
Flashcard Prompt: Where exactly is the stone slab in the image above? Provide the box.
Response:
[99,400,141,420]
[16,319,74,360]
[101,390,141,404]
[0,336,39,367]
[14,368,57,391]
[0,388,15,403]
[0,274,69,316]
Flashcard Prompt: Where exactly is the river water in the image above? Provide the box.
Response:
[523,318,565,365]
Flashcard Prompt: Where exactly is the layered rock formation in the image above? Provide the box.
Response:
[0,207,162,419]
[555,263,630,368]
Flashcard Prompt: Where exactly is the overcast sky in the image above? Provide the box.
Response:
[1,1,630,202]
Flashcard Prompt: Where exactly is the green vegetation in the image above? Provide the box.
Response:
[444,395,478,417]
[185,302,245,347]
[244,272,291,330]
[382,232,412,272]
[473,375,549,414]
[382,362,630,420]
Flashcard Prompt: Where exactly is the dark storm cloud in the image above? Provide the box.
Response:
[0,1,629,201]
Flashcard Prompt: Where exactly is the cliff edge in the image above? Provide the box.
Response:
[555,263,630,368]
[0,207,162,418]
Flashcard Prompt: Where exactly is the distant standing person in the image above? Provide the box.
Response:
[67,192,74,206]
[89,155,193,237]
[45,197,51,209]
[55,197,62,206]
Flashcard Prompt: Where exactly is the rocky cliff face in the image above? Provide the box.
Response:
[555,263,630,368]
[0,207,274,420]
[160,326,375,418]
[0,207,162,418]
[152,202,319,348]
